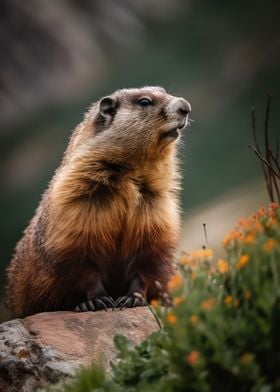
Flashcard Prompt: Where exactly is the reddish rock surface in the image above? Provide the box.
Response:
[0,307,157,392]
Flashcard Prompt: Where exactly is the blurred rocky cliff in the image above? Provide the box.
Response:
[0,0,185,128]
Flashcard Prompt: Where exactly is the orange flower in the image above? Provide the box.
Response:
[192,250,201,259]
[238,217,254,229]
[189,250,197,260]
[150,299,159,308]
[263,239,278,253]
[187,351,200,366]
[223,230,243,247]
[233,299,240,307]
[256,206,267,218]
[244,291,252,299]
[240,352,254,365]
[223,295,233,306]
[224,204,277,249]
[200,297,216,310]
[166,313,177,324]
[269,202,279,211]
[190,270,196,280]
[189,248,213,261]
[243,233,255,245]
[173,296,184,306]
[179,253,192,266]
[236,254,250,270]
[255,220,263,232]
[203,248,213,260]
[217,259,230,274]
[167,272,183,291]
[190,315,199,325]
[267,217,277,228]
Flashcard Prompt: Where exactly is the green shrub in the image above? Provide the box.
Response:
[46,203,280,392]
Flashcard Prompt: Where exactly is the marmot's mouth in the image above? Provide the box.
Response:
[162,128,179,139]
[178,120,186,130]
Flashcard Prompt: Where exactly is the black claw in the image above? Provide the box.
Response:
[136,297,145,307]
[120,297,132,310]
[87,300,95,311]
[75,293,146,312]
[95,298,108,311]
[101,296,115,308]
[80,302,88,312]
[115,294,145,310]
[74,294,115,313]
[115,296,126,308]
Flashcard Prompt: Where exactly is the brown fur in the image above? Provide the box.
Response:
[6,86,190,317]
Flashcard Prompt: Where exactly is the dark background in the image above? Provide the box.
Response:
[0,0,279,319]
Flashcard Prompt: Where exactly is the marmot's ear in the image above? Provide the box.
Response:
[99,97,118,117]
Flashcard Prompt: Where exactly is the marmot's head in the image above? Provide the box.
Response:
[72,86,191,162]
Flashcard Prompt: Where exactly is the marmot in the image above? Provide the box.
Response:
[6,86,191,318]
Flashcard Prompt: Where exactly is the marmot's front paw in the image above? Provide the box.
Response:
[114,293,146,310]
[74,296,114,312]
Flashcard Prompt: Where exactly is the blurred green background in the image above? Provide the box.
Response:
[0,0,279,319]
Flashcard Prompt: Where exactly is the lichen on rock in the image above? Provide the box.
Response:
[0,307,157,392]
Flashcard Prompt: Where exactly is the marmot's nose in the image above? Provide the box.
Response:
[176,98,191,117]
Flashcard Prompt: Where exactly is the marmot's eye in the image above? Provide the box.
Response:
[138,97,153,107]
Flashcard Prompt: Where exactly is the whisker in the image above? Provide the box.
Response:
[187,118,194,126]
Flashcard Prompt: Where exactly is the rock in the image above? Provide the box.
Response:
[0,307,158,392]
